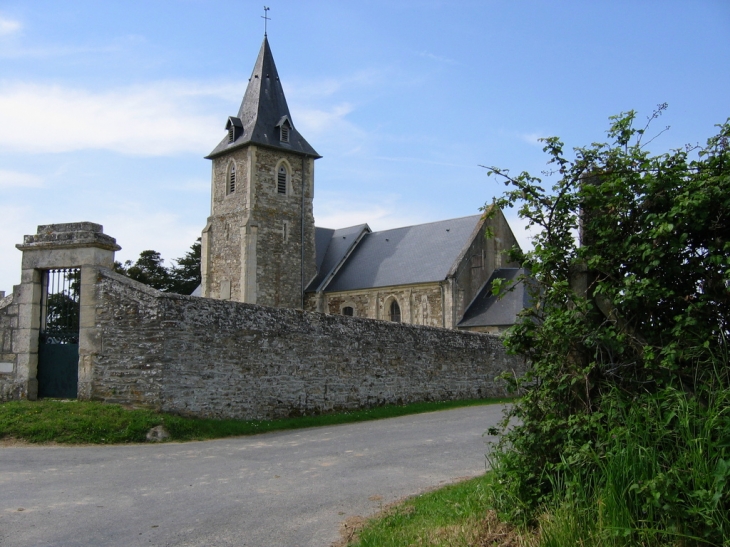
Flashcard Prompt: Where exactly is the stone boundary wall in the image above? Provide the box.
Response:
[91,268,525,420]
[0,291,22,401]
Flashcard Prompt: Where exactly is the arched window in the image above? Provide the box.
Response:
[389,299,401,323]
[228,163,236,194]
[342,306,354,316]
[277,165,287,194]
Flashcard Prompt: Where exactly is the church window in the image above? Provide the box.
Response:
[342,306,354,316]
[228,163,236,194]
[389,300,401,323]
[277,165,288,194]
[228,126,235,143]
[280,124,290,143]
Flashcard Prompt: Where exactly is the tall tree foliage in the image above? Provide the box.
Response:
[114,238,201,295]
[484,108,730,540]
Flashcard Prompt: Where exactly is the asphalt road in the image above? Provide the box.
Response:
[0,404,506,547]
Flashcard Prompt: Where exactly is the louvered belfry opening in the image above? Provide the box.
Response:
[277,165,287,194]
[228,126,235,143]
[280,124,289,142]
[40,268,81,345]
[229,164,236,194]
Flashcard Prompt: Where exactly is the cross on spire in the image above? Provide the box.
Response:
[262,6,271,36]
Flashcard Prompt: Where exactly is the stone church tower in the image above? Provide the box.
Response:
[201,36,320,308]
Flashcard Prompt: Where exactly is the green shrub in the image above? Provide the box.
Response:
[483,108,730,545]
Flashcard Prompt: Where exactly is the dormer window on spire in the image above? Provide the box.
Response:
[205,37,320,161]
[226,117,243,145]
[276,116,292,144]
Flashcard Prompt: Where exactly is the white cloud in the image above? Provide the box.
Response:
[519,132,548,147]
[105,207,202,267]
[418,50,457,65]
[504,211,539,253]
[286,69,385,150]
[0,205,31,293]
[314,193,429,231]
[160,178,210,193]
[0,169,43,188]
[295,103,357,137]
[0,81,242,156]
[504,210,580,253]
[287,69,383,102]
[373,155,462,168]
[0,16,21,37]
[0,33,149,59]
[0,205,202,293]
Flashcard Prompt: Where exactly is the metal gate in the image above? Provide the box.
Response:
[37,268,80,398]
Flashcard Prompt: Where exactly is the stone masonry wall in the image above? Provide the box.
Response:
[91,269,524,420]
[316,283,445,328]
[450,209,521,325]
[204,145,317,309]
[204,146,251,301]
[250,147,316,309]
[0,290,23,401]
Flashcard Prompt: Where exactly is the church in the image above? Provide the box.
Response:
[197,36,527,333]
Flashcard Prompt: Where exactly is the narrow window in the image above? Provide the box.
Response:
[389,300,401,323]
[342,306,354,316]
[277,165,287,194]
[228,164,236,194]
[280,124,290,143]
[228,126,235,143]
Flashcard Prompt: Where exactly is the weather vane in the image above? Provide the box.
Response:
[262,6,271,36]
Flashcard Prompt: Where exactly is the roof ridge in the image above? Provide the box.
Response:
[315,223,370,232]
[367,214,482,236]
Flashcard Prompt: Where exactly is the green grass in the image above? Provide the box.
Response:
[345,382,730,547]
[348,474,490,547]
[531,385,730,547]
[346,472,527,547]
[0,397,512,445]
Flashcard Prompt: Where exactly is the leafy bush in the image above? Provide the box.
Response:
[484,107,730,545]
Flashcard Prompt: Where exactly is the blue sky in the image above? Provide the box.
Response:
[1,0,728,293]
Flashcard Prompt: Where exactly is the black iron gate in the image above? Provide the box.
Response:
[37,268,80,398]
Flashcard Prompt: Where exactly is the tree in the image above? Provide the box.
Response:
[115,250,172,291]
[114,238,201,295]
[168,238,201,295]
[483,107,730,541]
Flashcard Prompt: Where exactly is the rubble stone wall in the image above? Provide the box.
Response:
[0,290,23,401]
[91,269,524,420]
[309,283,446,328]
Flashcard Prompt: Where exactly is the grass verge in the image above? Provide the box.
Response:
[342,472,531,547]
[0,397,512,445]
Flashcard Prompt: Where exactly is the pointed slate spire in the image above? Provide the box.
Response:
[206,36,320,159]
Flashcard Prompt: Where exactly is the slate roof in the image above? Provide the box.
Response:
[322,215,483,292]
[307,224,370,292]
[458,268,531,328]
[206,36,320,159]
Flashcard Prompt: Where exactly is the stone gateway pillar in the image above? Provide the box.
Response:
[11,223,120,400]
